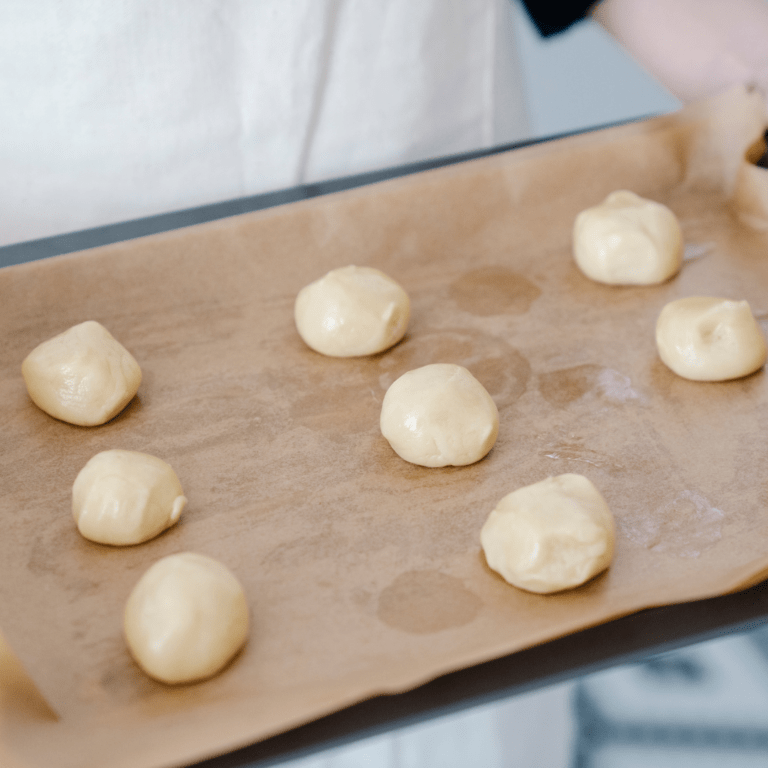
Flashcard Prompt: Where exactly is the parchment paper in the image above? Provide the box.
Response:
[3,87,768,768]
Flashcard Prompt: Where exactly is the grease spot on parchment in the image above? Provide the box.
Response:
[378,329,531,408]
[621,490,724,558]
[539,364,600,407]
[539,365,640,408]
[448,267,541,316]
[377,570,481,634]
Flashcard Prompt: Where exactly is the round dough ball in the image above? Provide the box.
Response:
[294,265,410,357]
[656,296,768,381]
[573,190,683,285]
[480,474,615,594]
[124,552,249,684]
[380,363,499,467]
[21,320,142,426]
[72,450,187,546]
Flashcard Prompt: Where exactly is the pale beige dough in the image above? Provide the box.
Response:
[72,450,187,546]
[481,473,615,594]
[380,363,499,467]
[21,320,142,426]
[573,190,683,285]
[294,265,410,357]
[656,296,768,381]
[124,552,249,684]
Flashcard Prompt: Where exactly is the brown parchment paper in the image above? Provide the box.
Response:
[3,86,768,768]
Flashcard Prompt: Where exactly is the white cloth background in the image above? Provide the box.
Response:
[0,0,529,245]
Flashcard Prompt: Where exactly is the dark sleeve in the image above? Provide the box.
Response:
[517,0,597,37]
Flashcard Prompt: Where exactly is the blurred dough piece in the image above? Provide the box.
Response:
[21,320,141,426]
[573,190,683,285]
[481,473,615,594]
[295,265,410,357]
[380,363,498,467]
[124,552,249,685]
[656,296,768,381]
[72,450,187,546]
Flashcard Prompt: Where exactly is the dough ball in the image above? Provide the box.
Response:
[573,190,683,285]
[294,265,410,357]
[380,363,499,467]
[21,320,142,426]
[124,552,249,684]
[72,450,187,546]
[656,296,768,381]
[481,474,615,594]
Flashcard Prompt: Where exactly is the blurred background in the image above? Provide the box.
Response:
[512,4,680,138]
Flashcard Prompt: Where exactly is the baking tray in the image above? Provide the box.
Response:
[2,87,768,768]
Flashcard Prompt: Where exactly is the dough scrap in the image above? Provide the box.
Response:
[124,552,249,684]
[72,450,187,546]
[480,473,615,594]
[573,190,683,285]
[294,265,410,357]
[21,320,142,426]
[656,296,768,381]
[380,363,499,467]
